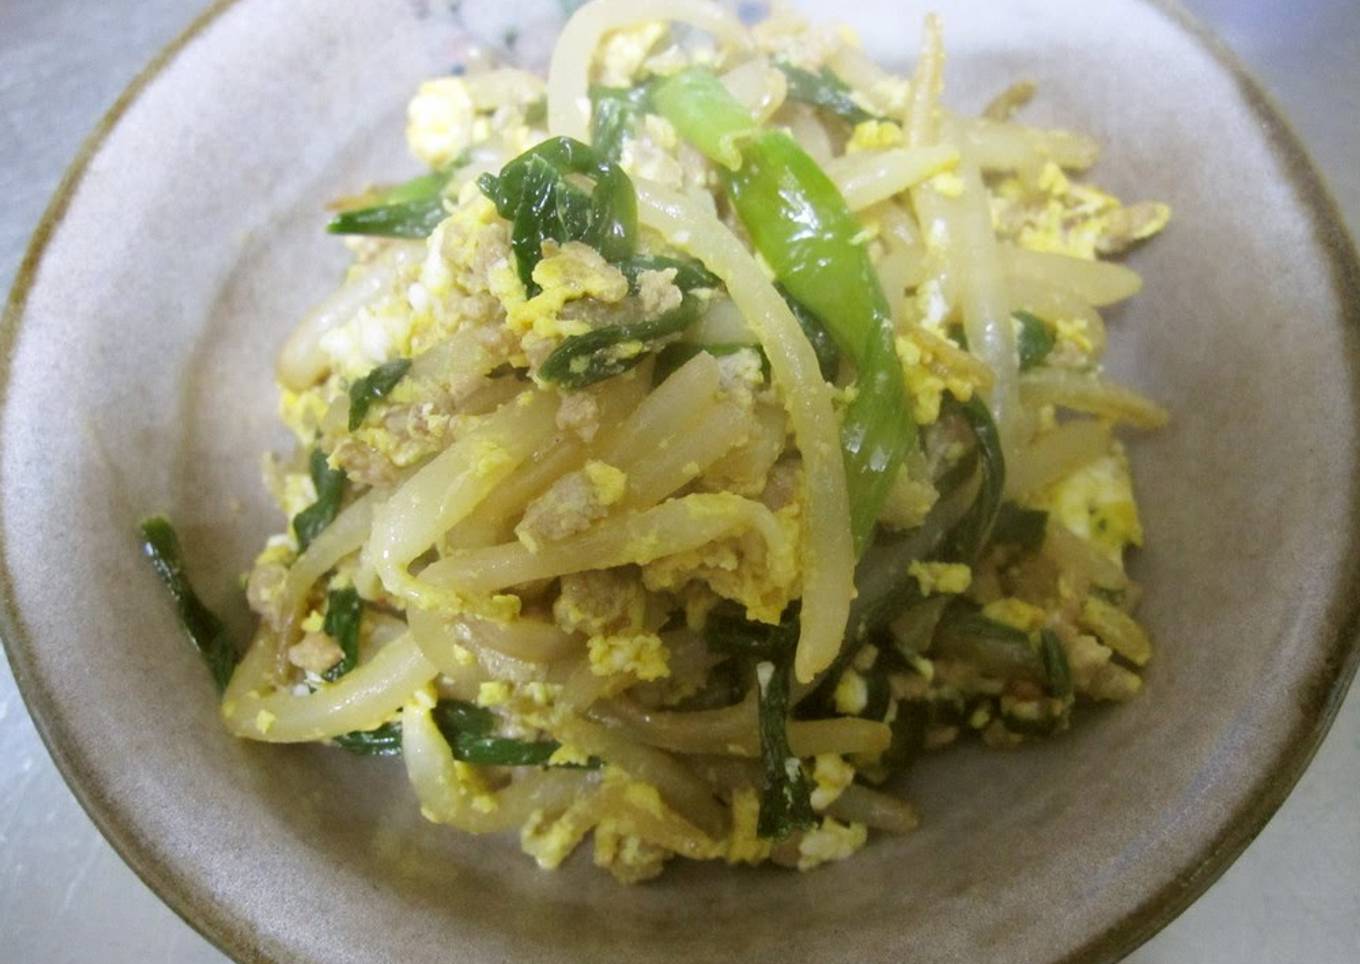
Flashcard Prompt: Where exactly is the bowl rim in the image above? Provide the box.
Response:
[2,1,1358,961]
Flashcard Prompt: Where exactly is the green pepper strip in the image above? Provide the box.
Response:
[653,69,914,552]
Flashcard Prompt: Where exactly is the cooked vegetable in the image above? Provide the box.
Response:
[703,604,796,660]
[320,587,363,682]
[139,516,238,693]
[777,284,841,381]
[478,136,637,294]
[990,502,1049,549]
[619,253,719,293]
[654,68,913,551]
[934,610,1044,682]
[333,721,403,756]
[327,173,450,239]
[939,397,1005,562]
[292,449,347,551]
[881,699,929,773]
[448,732,562,766]
[430,698,595,768]
[226,3,1171,882]
[431,698,495,736]
[538,295,703,388]
[1040,629,1073,700]
[776,61,876,125]
[1014,309,1055,371]
[947,311,1054,371]
[347,358,412,430]
[590,82,654,161]
[756,651,817,839]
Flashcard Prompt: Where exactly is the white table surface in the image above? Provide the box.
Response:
[1,1,1357,961]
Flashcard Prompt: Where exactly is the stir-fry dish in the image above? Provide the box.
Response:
[143,0,1170,881]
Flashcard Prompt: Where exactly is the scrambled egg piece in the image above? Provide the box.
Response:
[725,788,772,864]
[908,561,972,597]
[797,817,869,871]
[641,499,801,624]
[594,821,671,884]
[508,241,629,340]
[992,161,1171,260]
[520,801,598,870]
[878,471,938,531]
[846,120,905,154]
[981,597,1047,633]
[407,187,511,350]
[833,669,869,716]
[928,171,965,198]
[810,755,855,811]
[583,460,628,506]
[319,282,420,382]
[279,387,332,446]
[279,469,318,520]
[476,680,513,707]
[406,77,476,168]
[618,114,710,191]
[894,334,978,424]
[1034,444,1143,565]
[596,22,669,87]
[588,632,670,681]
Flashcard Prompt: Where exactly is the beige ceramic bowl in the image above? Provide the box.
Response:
[3,0,1358,961]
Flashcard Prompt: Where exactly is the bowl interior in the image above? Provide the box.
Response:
[3,0,1358,962]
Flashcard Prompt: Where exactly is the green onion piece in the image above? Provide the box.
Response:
[431,698,495,736]
[1014,309,1055,371]
[376,171,450,205]
[326,164,462,239]
[939,397,1006,563]
[448,733,561,767]
[653,69,914,552]
[776,283,841,381]
[138,516,238,693]
[430,698,596,768]
[991,502,1048,550]
[291,449,347,552]
[333,721,403,756]
[756,647,817,839]
[537,294,702,388]
[934,610,1044,683]
[589,82,654,162]
[881,699,929,774]
[703,605,797,661]
[327,196,446,239]
[1040,629,1073,700]
[320,587,363,682]
[775,61,878,125]
[347,357,412,430]
[478,136,637,294]
[618,253,720,293]
[648,69,759,169]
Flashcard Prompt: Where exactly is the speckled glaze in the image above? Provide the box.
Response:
[2,1,1358,961]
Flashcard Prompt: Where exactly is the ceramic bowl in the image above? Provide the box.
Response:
[3,0,1358,961]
